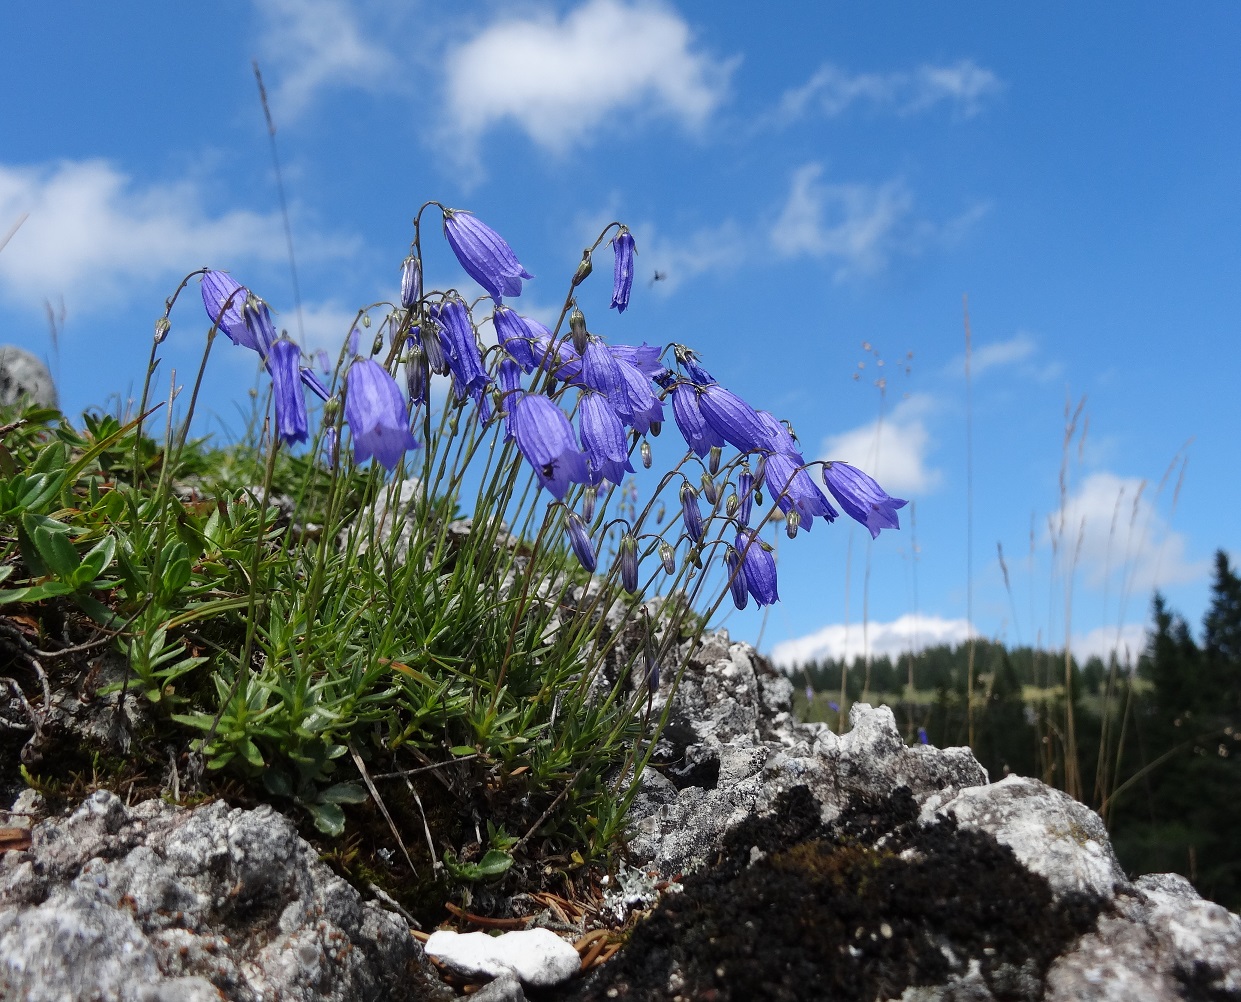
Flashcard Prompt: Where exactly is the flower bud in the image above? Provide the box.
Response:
[619,533,639,593]
[569,305,588,355]
[680,483,703,541]
[581,485,597,522]
[400,254,422,308]
[701,472,719,505]
[564,512,596,573]
[154,317,170,344]
[371,332,385,356]
[362,313,371,328]
[709,446,722,475]
[738,471,754,526]
[659,542,676,574]
[786,510,801,539]
[726,493,739,519]
[726,546,748,610]
[405,343,427,406]
[422,322,449,375]
[649,421,661,437]
[571,249,593,288]
[641,441,652,469]
[752,453,767,487]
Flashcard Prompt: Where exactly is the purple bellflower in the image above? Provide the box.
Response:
[670,382,725,457]
[269,337,309,445]
[610,228,635,313]
[344,358,419,470]
[737,470,754,526]
[242,296,278,359]
[510,392,589,500]
[579,391,634,486]
[680,482,704,541]
[564,512,597,572]
[615,360,663,435]
[609,342,664,379]
[763,453,838,532]
[400,254,422,309]
[436,298,490,396]
[698,384,769,454]
[757,410,803,460]
[443,209,533,303]
[674,345,715,385]
[725,546,748,611]
[201,271,250,346]
[493,306,540,371]
[619,533,639,593]
[735,528,779,606]
[581,339,624,397]
[821,461,908,538]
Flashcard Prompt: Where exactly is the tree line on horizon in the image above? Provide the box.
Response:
[794,549,1241,911]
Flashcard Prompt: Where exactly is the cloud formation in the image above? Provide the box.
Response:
[0,159,355,313]
[817,393,939,495]
[255,0,399,118]
[779,59,1002,122]
[1047,470,1206,595]
[770,613,976,667]
[441,0,735,156]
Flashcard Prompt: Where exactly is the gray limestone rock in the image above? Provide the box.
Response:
[0,345,57,410]
[0,790,451,1002]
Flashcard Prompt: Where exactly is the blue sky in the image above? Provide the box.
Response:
[2,2,1238,669]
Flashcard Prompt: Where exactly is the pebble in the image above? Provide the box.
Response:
[425,927,581,987]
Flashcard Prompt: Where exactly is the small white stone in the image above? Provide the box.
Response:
[425,928,581,987]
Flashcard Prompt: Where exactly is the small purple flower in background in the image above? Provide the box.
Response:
[725,546,748,611]
[578,391,634,486]
[804,684,815,702]
[269,338,308,445]
[735,528,779,606]
[821,461,908,538]
[344,358,419,470]
[918,727,929,745]
[680,482,704,542]
[443,208,533,302]
[670,382,724,457]
[829,701,840,713]
[564,511,597,572]
[437,298,490,396]
[510,392,589,499]
[201,271,250,346]
[322,427,338,466]
[698,384,769,454]
[763,453,838,532]
[610,227,635,313]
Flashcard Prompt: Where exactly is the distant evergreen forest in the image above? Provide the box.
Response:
[793,550,1241,911]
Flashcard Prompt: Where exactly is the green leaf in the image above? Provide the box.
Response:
[317,782,369,805]
[239,738,265,769]
[26,516,79,579]
[74,535,116,586]
[442,848,514,882]
[306,801,346,837]
[450,745,477,757]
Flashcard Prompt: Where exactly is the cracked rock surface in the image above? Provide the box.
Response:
[0,790,450,1002]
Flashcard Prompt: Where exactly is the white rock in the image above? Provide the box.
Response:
[425,927,580,987]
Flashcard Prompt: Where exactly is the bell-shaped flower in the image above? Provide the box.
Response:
[493,306,540,371]
[510,392,589,499]
[737,470,754,526]
[763,453,838,532]
[443,208,533,302]
[201,271,250,346]
[242,296,279,359]
[619,533,639,593]
[436,298,490,397]
[609,342,664,379]
[610,359,663,435]
[269,337,308,445]
[725,546,748,611]
[670,382,724,457]
[674,345,715,385]
[757,410,803,461]
[579,391,634,486]
[698,384,769,454]
[344,358,419,470]
[610,228,636,313]
[735,528,779,606]
[581,339,624,398]
[400,254,422,309]
[564,511,596,573]
[821,461,907,538]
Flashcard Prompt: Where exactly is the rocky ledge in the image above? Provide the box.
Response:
[0,632,1237,1001]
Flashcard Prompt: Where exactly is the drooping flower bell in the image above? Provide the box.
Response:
[670,382,724,458]
[201,270,249,346]
[680,482,704,542]
[493,306,541,371]
[763,453,838,532]
[735,528,779,606]
[400,254,422,309]
[269,337,309,445]
[698,383,769,454]
[725,546,748,611]
[578,391,634,486]
[619,533,639,593]
[344,357,419,470]
[442,208,533,303]
[241,295,279,359]
[509,392,589,500]
[821,461,908,538]
[610,227,635,313]
[436,297,490,396]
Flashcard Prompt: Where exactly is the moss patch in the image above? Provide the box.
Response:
[556,786,1104,1001]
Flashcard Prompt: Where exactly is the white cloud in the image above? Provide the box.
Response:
[255,0,399,118]
[441,0,735,156]
[1071,623,1148,667]
[638,219,745,295]
[1048,471,1207,595]
[779,59,1002,122]
[0,159,356,313]
[770,613,976,667]
[817,393,939,495]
